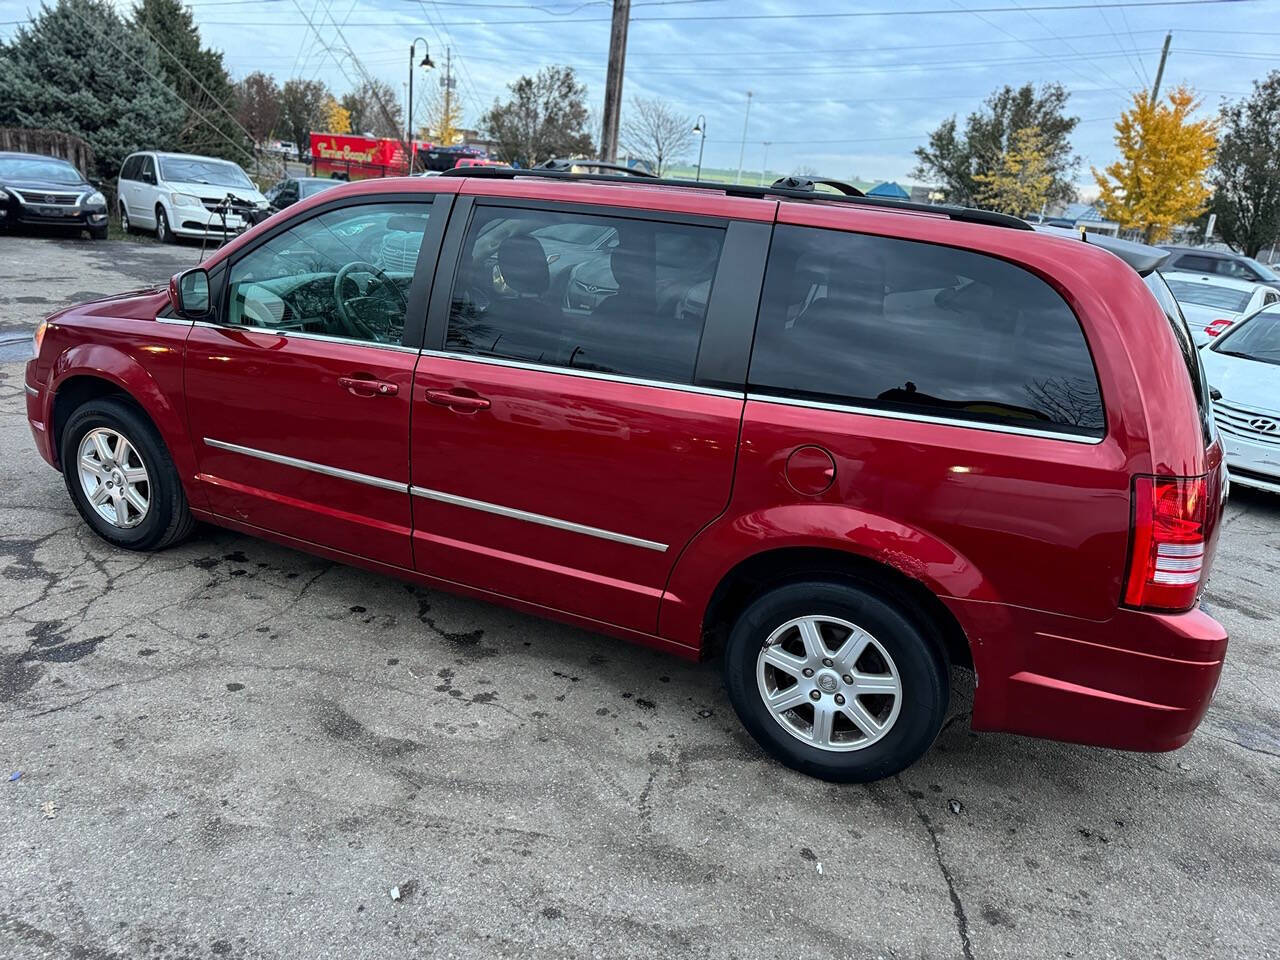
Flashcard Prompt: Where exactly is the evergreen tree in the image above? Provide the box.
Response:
[0,0,185,182]
[133,0,250,164]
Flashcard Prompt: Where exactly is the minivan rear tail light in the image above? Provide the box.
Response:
[1123,475,1208,612]
[1205,318,1233,337]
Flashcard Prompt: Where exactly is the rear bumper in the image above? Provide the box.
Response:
[948,597,1227,752]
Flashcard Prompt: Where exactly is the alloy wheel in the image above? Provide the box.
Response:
[77,427,150,528]
[156,208,168,242]
[756,615,902,752]
[119,204,130,233]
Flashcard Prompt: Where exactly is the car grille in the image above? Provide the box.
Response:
[1214,398,1280,446]
[11,189,81,205]
[200,198,256,217]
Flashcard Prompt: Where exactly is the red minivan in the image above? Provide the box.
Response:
[24,170,1229,782]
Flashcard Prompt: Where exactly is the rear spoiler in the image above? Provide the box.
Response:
[1033,225,1170,276]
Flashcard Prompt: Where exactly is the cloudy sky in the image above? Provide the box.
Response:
[3,0,1278,190]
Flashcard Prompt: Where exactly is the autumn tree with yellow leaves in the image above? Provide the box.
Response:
[420,88,464,146]
[322,96,351,135]
[973,126,1054,215]
[1093,86,1217,243]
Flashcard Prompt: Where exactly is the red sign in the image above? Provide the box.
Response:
[308,132,431,179]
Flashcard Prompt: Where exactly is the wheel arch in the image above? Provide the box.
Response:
[699,545,972,669]
[48,349,201,509]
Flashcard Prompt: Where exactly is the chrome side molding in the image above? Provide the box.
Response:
[203,438,407,492]
[410,485,669,552]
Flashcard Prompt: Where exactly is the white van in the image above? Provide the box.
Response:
[117,151,268,243]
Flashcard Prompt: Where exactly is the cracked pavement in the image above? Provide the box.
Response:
[2,235,1279,959]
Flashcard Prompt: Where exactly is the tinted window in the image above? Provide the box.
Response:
[140,156,155,181]
[1215,258,1254,280]
[226,202,430,345]
[1174,254,1218,273]
[1163,279,1251,313]
[749,225,1105,436]
[1145,272,1212,444]
[120,156,140,181]
[445,206,725,384]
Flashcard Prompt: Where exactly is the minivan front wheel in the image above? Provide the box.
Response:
[723,581,949,782]
[61,397,195,551]
[155,206,171,243]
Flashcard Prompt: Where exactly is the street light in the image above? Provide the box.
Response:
[407,37,435,174]
[692,114,706,182]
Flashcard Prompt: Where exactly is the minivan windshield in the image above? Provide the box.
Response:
[1163,279,1251,313]
[1212,306,1280,366]
[0,156,84,184]
[159,157,254,189]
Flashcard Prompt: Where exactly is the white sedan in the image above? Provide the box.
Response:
[1161,270,1280,344]
[1201,302,1280,495]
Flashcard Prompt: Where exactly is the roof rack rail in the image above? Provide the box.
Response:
[438,165,1032,231]
[535,158,657,178]
[770,175,864,197]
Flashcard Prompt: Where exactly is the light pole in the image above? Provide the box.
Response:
[760,141,772,186]
[692,114,706,182]
[407,37,435,174]
[735,90,752,185]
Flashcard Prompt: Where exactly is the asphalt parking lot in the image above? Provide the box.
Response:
[1,234,1278,960]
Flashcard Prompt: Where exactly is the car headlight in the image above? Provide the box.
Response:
[171,192,202,208]
[84,190,106,207]
[33,319,47,359]
[255,199,270,210]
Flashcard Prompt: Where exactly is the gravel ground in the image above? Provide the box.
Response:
[1,235,1278,960]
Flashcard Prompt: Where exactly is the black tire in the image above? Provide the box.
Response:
[90,224,108,240]
[118,203,132,235]
[155,205,171,243]
[723,581,949,783]
[60,397,196,551]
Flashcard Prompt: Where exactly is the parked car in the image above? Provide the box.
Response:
[1160,245,1280,286]
[117,151,268,243]
[263,176,343,212]
[1200,302,1280,495]
[24,170,1228,783]
[0,151,108,239]
[1161,270,1278,344]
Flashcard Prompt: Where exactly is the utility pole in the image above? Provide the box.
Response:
[600,0,630,162]
[1151,32,1172,101]
[760,141,772,186]
[735,90,752,185]
[442,47,455,145]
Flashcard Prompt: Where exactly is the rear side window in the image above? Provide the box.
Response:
[445,206,725,385]
[1174,254,1218,273]
[749,225,1105,437]
[120,156,140,181]
[1144,272,1213,445]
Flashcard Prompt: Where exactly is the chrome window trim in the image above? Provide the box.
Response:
[25,384,40,397]
[154,316,193,326]
[409,485,669,552]
[191,322,420,354]
[420,349,742,399]
[203,438,407,492]
[746,393,1105,445]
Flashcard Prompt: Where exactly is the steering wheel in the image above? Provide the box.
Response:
[333,260,407,342]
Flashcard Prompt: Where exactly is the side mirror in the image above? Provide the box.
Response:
[1209,386,1222,401]
[169,268,211,320]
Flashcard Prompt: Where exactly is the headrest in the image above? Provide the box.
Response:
[497,235,550,296]
[608,249,647,289]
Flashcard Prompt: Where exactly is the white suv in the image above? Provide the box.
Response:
[117,151,268,243]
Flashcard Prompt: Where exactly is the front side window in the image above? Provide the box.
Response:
[226,201,430,345]
[445,206,725,385]
[749,225,1105,436]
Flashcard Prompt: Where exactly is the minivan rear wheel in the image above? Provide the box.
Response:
[118,203,131,234]
[723,581,949,782]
